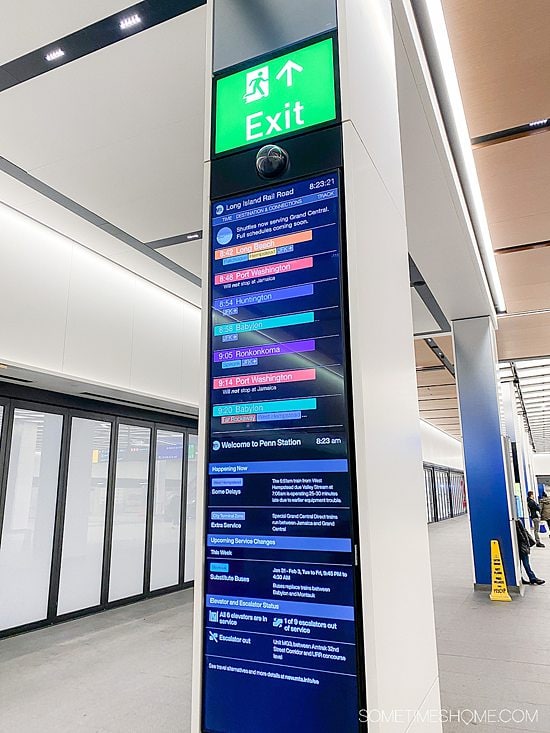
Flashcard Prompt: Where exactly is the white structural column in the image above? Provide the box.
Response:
[338,0,441,729]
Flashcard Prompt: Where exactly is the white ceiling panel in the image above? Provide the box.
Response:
[161,240,203,277]
[0,170,201,306]
[0,9,206,241]
[0,1,135,65]
[0,12,205,169]
[31,118,204,241]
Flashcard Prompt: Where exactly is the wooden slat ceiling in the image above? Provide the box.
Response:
[473,133,550,251]
[415,336,461,439]
[440,0,550,138]
[495,248,550,314]
[442,0,550,363]
[414,339,441,368]
[496,313,550,361]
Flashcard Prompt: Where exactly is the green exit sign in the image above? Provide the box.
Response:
[214,37,337,155]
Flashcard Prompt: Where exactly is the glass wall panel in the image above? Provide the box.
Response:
[150,430,184,591]
[424,467,436,523]
[109,424,150,602]
[450,472,467,517]
[57,418,111,615]
[184,433,199,582]
[0,409,63,630]
[434,469,451,521]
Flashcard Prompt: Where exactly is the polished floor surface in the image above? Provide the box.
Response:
[0,590,194,732]
[431,515,550,732]
[1,517,550,731]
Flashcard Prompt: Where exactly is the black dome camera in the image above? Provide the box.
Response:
[256,144,289,179]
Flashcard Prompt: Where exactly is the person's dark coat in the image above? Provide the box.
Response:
[527,496,541,519]
[516,520,535,556]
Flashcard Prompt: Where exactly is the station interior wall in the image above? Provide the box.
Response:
[533,452,550,478]
[0,202,200,410]
[420,420,464,471]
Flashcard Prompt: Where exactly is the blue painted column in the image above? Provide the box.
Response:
[453,316,519,589]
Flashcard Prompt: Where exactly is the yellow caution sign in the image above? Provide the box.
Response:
[490,539,512,602]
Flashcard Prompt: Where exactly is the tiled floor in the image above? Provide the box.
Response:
[0,590,194,732]
[431,515,550,732]
[1,517,549,731]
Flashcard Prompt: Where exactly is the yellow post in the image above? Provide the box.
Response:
[489,539,512,602]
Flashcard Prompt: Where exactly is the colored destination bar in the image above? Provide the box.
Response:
[213,368,316,390]
[209,459,349,475]
[220,414,256,424]
[249,248,277,261]
[207,535,352,552]
[214,311,314,337]
[256,411,302,422]
[213,398,317,418]
[210,563,229,573]
[215,230,313,260]
[206,595,355,621]
[211,478,244,487]
[213,283,314,311]
[214,256,313,286]
[222,254,248,266]
[213,338,315,363]
[221,360,242,369]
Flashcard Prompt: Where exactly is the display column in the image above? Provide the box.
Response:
[453,316,520,590]
[192,0,442,731]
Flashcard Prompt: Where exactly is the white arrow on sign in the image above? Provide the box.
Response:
[276,60,304,87]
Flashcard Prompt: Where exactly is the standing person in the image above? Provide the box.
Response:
[540,492,550,534]
[516,520,545,585]
[527,491,545,548]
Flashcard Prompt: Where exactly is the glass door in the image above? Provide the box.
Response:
[424,466,436,523]
[0,407,63,631]
[150,429,185,591]
[57,417,112,615]
[184,432,198,583]
[108,423,151,602]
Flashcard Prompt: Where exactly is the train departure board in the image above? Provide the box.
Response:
[202,171,363,733]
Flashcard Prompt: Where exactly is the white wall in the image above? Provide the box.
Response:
[0,202,201,411]
[533,453,550,477]
[420,420,464,470]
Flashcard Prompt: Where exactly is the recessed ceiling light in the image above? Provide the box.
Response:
[45,48,65,62]
[120,13,142,30]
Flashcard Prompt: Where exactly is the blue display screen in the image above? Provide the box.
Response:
[203,171,364,733]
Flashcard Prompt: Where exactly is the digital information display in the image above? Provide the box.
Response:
[202,171,364,733]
